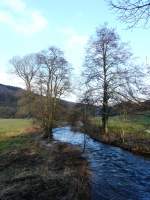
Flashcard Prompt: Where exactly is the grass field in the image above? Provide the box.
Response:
[0,118,90,200]
[91,113,150,138]
[0,119,32,153]
[87,113,150,155]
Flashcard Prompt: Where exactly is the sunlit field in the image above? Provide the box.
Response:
[91,113,150,138]
[0,119,32,152]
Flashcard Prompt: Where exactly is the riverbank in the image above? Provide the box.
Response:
[0,119,90,200]
[85,115,150,156]
[61,126,150,200]
[84,125,150,156]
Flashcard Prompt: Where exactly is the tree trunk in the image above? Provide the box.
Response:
[102,110,108,134]
[101,43,109,134]
[42,125,53,140]
[49,126,53,140]
[102,73,109,134]
[42,128,50,139]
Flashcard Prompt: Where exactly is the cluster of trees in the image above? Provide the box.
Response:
[11,25,150,138]
[11,47,71,139]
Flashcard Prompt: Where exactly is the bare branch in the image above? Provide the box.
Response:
[108,0,150,27]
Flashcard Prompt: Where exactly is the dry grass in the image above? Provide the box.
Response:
[0,119,90,200]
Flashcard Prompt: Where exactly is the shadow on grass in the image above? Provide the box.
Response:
[0,130,90,200]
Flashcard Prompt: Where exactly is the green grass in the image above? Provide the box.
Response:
[91,113,150,137]
[0,119,32,153]
[89,114,150,155]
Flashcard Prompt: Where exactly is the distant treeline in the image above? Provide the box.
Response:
[0,83,149,119]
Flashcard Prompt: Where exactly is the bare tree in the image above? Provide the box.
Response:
[10,54,39,117]
[83,25,135,134]
[109,0,150,27]
[10,47,71,139]
[80,89,95,124]
[10,54,39,91]
[35,47,71,139]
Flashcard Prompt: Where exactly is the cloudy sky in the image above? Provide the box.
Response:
[0,0,150,92]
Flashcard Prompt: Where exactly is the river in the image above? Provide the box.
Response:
[53,127,150,200]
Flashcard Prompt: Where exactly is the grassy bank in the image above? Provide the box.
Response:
[92,113,150,135]
[0,119,90,200]
[85,113,150,156]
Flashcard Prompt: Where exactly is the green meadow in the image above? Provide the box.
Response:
[0,119,32,153]
[91,113,150,138]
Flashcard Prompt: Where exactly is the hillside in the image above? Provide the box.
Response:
[0,84,24,118]
[0,84,76,118]
[0,84,24,105]
[113,100,150,115]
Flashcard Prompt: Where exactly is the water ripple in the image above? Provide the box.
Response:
[53,127,150,200]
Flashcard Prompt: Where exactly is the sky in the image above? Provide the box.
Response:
[0,0,150,100]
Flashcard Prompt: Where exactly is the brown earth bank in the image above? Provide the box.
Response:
[73,125,150,157]
[0,129,90,200]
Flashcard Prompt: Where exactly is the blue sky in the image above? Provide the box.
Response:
[0,0,150,93]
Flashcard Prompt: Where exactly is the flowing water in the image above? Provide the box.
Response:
[53,127,150,200]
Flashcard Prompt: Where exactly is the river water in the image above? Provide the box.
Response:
[53,127,150,200]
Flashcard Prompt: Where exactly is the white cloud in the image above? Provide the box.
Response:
[61,27,88,47]
[0,0,48,36]
[67,34,88,49]
[60,27,88,72]
[0,68,24,88]
[60,28,89,102]
[13,11,48,35]
[0,10,12,23]
[1,0,26,12]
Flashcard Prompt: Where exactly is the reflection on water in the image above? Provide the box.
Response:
[53,127,150,200]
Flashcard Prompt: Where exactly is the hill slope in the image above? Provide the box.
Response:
[0,84,24,118]
[0,84,76,118]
